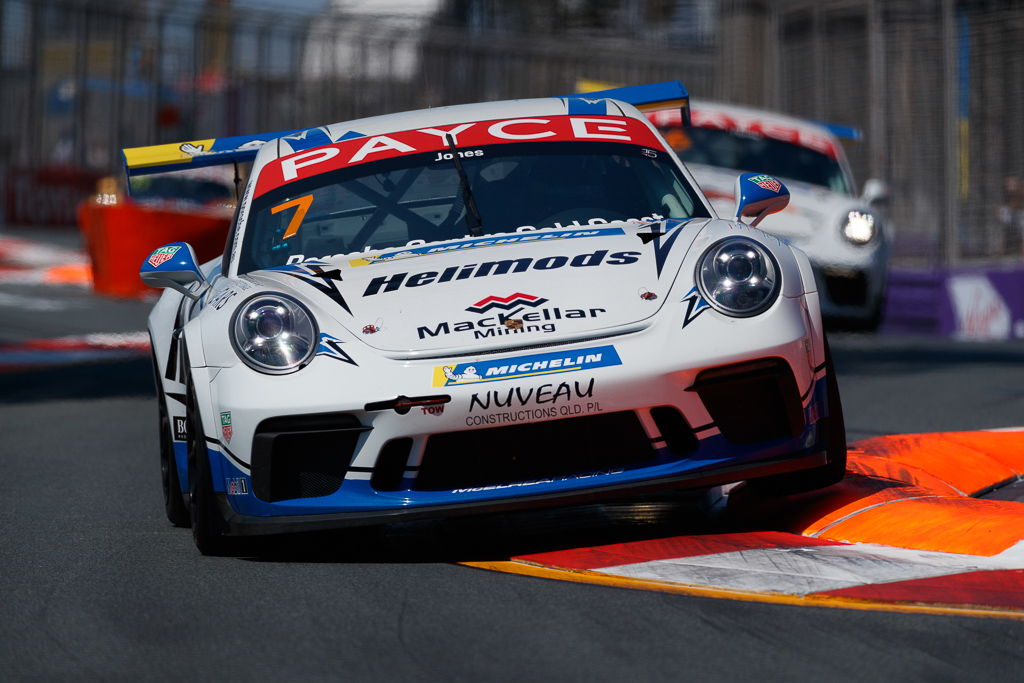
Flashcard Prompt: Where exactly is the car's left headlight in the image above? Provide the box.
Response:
[230,293,318,374]
[841,210,877,245]
[697,237,781,317]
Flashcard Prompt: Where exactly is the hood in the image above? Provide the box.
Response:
[689,163,851,241]
[253,220,710,355]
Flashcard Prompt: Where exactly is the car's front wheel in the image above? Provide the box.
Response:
[152,350,189,527]
[184,362,232,556]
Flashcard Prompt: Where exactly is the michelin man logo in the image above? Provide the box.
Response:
[442,365,482,384]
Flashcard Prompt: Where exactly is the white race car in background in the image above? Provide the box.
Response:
[130,82,845,555]
[649,101,890,329]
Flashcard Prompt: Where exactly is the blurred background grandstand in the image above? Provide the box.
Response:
[2,0,1023,267]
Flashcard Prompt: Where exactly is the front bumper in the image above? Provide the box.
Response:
[216,448,828,536]
[196,293,831,533]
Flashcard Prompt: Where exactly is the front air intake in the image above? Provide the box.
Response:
[250,412,369,502]
[415,411,655,491]
[689,358,805,444]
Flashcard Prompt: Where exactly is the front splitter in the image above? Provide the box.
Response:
[464,429,1024,620]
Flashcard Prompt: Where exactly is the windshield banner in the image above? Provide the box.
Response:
[253,116,666,197]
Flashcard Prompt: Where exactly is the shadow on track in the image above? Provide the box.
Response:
[231,494,723,564]
[0,357,154,403]
[227,475,916,565]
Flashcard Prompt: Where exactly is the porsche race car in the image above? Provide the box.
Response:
[131,82,846,554]
[649,101,890,329]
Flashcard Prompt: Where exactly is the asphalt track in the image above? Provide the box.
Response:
[3,240,1024,679]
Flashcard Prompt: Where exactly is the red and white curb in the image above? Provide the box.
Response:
[467,431,1024,619]
[515,534,1024,601]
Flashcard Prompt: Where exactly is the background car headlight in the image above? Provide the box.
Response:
[841,210,877,245]
[230,293,318,374]
[696,237,781,317]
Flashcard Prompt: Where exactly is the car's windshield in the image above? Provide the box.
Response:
[239,140,709,272]
[660,126,850,194]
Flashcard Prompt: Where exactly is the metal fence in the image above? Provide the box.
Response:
[2,0,1023,265]
[726,0,1024,265]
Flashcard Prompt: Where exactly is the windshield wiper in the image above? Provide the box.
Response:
[445,133,484,236]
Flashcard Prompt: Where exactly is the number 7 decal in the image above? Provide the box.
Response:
[270,194,314,240]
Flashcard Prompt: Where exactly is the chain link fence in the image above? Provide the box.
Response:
[752,0,1024,265]
[2,0,1022,265]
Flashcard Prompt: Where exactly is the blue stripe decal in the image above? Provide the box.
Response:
[433,345,622,388]
[566,97,608,115]
[350,227,626,267]
[281,127,334,151]
[173,441,188,494]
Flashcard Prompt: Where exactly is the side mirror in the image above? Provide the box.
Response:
[140,242,207,300]
[734,173,790,227]
[861,178,889,206]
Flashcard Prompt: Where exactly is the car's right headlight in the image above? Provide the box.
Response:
[696,237,781,317]
[841,210,877,245]
[230,293,318,374]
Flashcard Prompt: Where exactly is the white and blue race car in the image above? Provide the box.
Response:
[131,82,845,554]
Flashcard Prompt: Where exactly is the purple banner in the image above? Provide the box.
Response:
[883,266,1024,340]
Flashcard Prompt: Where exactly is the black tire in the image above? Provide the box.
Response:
[184,365,233,556]
[748,337,847,496]
[152,350,189,527]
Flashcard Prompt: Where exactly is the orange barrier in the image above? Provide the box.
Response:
[78,201,230,297]
[728,430,1024,556]
[810,495,1024,556]
[849,432,1024,495]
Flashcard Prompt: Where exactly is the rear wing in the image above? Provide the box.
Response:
[121,80,691,182]
[122,128,306,180]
